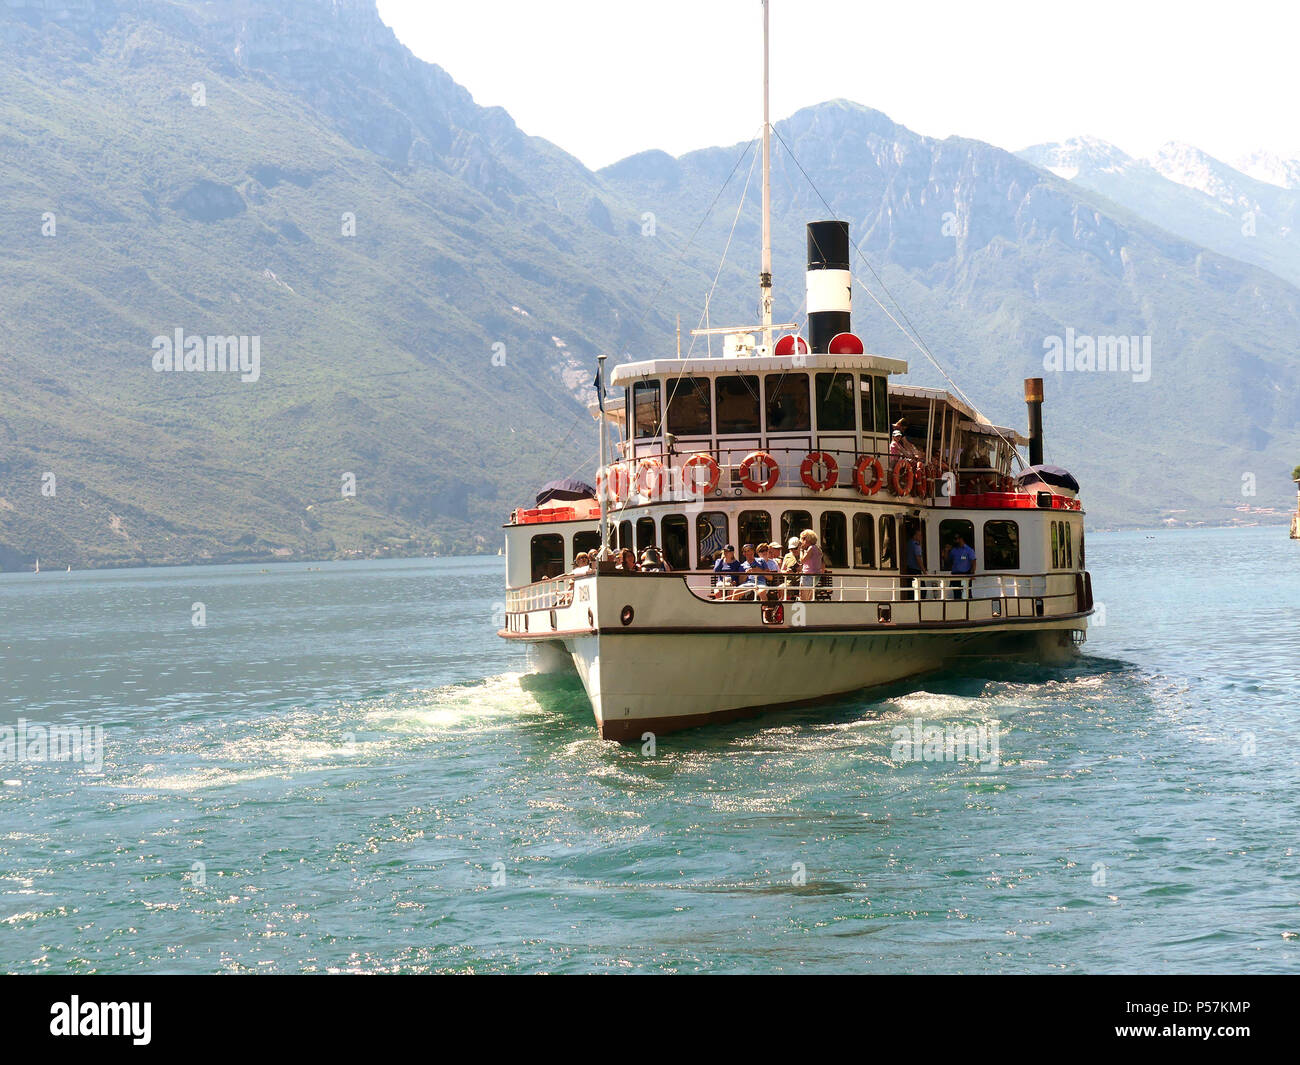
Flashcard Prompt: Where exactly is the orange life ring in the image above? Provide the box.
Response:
[682,453,720,495]
[913,461,932,498]
[635,457,666,498]
[596,463,628,503]
[854,456,884,495]
[889,460,915,496]
[799,451,838,492]
[739,450,779,493]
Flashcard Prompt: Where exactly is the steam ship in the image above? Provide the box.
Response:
[498,2,1093,741]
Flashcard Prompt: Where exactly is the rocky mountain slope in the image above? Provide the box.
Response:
[1,1,1296,568]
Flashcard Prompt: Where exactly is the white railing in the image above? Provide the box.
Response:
[680,570,1064,605]
[506,576,575,614]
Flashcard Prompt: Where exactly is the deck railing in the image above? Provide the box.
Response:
[504,569,1085,619]
[505,576,574,614]
[679,570,1059,603]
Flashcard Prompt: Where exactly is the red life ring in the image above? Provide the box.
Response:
[799,451,839,492]
[889,460,915,496]
[913,461,931,498]
[739,450,779,493]
[596,463,628,503]
[635,457,666,498]
[682,453,720,495]
[854,456,884,495]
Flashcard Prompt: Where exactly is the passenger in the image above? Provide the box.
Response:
[902,525,925,600]
[711,543,743,599]
[797,529,823,602]
[732,543,771,601]
[890,419,921,464]
[945,532,976,599]
[571,551,593,576]
[617,547,639,572]
[757,542,782,601]
[781,536,803,600]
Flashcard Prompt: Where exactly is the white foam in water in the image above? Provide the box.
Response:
[361,672,552,734]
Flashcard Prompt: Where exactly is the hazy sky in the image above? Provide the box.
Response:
[375,0,1298,171]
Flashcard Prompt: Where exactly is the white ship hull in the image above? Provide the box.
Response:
[505,570,1090,741]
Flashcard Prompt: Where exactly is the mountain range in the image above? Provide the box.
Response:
[1,0,1297,569]
[1018,137,1300,288]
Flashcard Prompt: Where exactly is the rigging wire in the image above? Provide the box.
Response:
[772,125,1025,469]
[686,131,762,361]
[629,134,761,337]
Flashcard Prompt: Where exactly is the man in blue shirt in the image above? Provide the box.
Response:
[711,544,744,599]
[736,542,777,601]
[946,532,977,599]
[902,525,925,600]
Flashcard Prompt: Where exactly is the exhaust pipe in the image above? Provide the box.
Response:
[1024,377,1044,467]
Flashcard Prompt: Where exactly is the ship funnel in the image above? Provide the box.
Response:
[806,220,851,354]
[1024,377,1045,467]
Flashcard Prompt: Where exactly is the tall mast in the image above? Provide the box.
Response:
[760,0,773,355]
[596,353,610,559]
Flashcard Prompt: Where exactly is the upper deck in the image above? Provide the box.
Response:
[591,349,1026,505]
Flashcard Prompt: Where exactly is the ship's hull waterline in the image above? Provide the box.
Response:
[505,572,1090,741]
[548,623,1078,741]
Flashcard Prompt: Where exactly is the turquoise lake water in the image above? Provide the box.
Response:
[1,526,1298,973]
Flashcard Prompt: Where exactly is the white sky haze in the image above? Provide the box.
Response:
[376,0,1299,171]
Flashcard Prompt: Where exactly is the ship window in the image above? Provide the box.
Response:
[983,520,1020,570]
[939,519,975,572]
[662,515,688,570]
[738,510,772,548]
[780,510,812,548]
[765,373,810,432]
[878,514,897,570]
[1079,527,1085,568]
[816,372,856,432]
[636,517,657,552]
[860,375,889,435]
[715,375,760,434]
[858,375,876,434]
[633,379,661,439]
[853,512,876,568]
[665,376,712,436]
[618,520,633,552]
[696,511,729,565]
[1050,522,1060,569]
[573,531,601,561]
[530,534,564,582]
[821,511,848,569]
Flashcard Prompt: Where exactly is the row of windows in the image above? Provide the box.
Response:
[1050,520,1079,570]
[631,372,891,439]
[530,513,1024,581]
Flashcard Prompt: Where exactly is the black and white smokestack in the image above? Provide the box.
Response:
[806,220,851,354]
